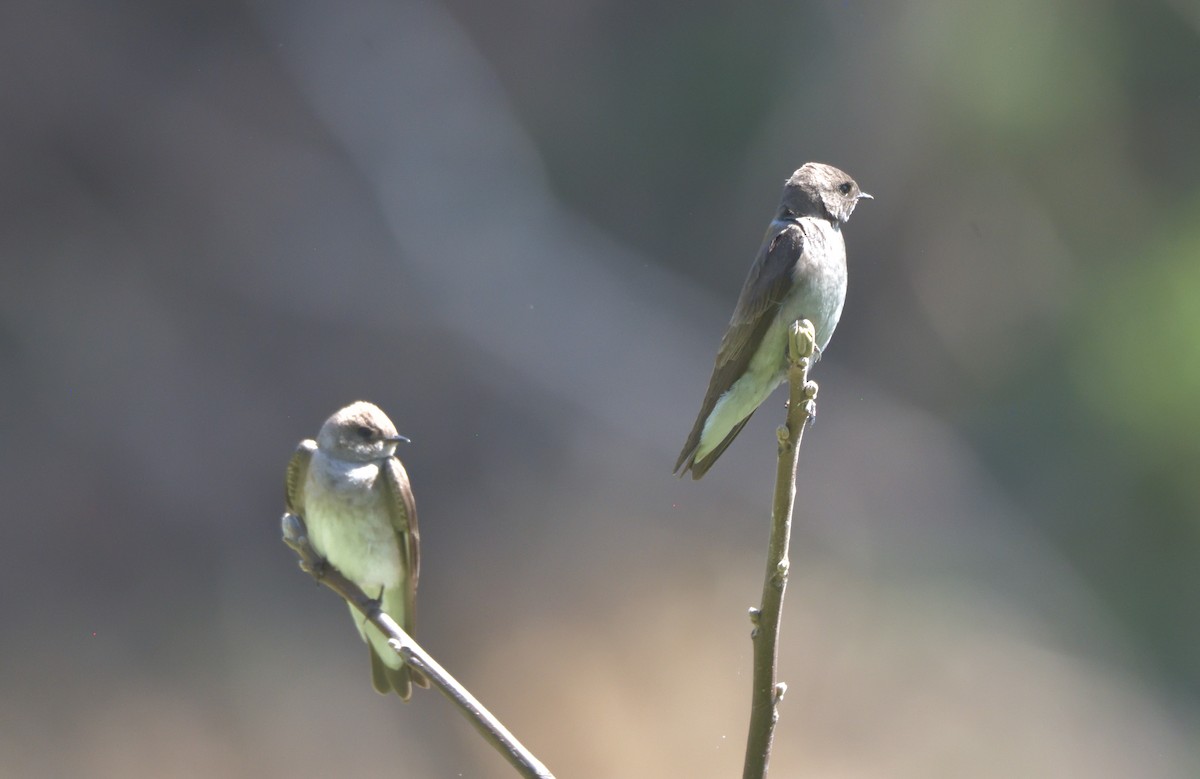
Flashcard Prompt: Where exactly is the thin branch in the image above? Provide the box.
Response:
[281,513,555,779]
[742,319,819,779]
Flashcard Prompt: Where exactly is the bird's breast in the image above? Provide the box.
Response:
[785,219,847,352]
[303,456,404,590]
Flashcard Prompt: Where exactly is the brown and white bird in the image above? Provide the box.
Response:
[286,401,428,698]
[676,163,871,479]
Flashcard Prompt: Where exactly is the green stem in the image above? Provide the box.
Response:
[742,319,818,779]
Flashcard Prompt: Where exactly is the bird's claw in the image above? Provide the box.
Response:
[282,512,331,579]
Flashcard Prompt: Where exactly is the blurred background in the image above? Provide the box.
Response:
[2,0,1198,776]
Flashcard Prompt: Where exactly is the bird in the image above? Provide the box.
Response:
[286,400,429,698]
[676,163,871,479]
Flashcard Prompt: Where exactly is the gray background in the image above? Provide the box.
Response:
[2,1,1199,776]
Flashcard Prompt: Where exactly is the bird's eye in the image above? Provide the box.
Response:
[355,425,374,440]
[838,182,853,195]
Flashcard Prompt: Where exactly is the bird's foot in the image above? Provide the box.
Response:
[364,588,386,619]
[282,513,330,579]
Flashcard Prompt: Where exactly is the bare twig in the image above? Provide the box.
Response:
[742,319,818,779]
[281,513,555,779]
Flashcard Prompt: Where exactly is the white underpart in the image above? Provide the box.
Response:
[695,218,847,463]
[304,452,407,667]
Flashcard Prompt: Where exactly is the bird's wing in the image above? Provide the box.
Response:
[675,221,806,476]
[285,439,316,515]
[381,456,429,692]
[382,456,420,633]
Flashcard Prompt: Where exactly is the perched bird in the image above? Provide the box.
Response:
[676,163,871,479]
[286,401,428,698]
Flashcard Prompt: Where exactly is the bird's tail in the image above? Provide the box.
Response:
[369,645,418,699]
[353,590,429,700]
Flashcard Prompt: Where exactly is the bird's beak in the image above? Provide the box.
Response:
[858,192,873,200]
[388,434,411,444]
